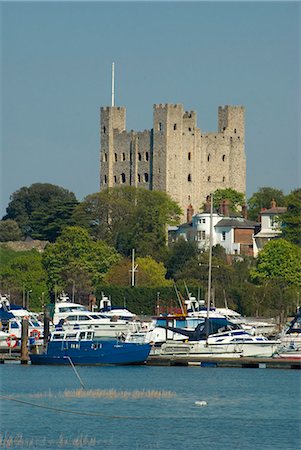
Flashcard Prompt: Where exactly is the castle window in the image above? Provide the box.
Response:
[104,175,107,184]
[138,153,142,161]
[222,176,225,182]
[223,127,226,131]
[188,174,192,182]
[114,153,118,162]
[144,173,149,182]
[145,152,149,161]
[122,153,126,161]
[234,128,237,134]
[114,176,117,183]
[158,122,163,131]
[208,176,211,182]
[138,174,141,182]
[173,124,177,131]
[222,154,226,161]
[103,126,106,134]
[120,173,126,183]
[188,127,192,132]
[102,153,107,162]
[188,152,191,161]
[207,154,210,162]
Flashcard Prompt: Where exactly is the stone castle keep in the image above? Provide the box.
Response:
[100,103,246,220]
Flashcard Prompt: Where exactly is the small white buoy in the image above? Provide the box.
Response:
[195,400,207,406]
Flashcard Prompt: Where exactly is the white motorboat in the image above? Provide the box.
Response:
[0,294,44,349]
[51,292,144,338]
[156,317,280,359]
[273,308,301,359]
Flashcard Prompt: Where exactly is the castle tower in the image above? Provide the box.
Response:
[218,106,246,195]
[100,106,126,188]
[152,104,199,213]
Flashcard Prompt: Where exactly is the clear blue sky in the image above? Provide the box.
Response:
[1,1,300,216]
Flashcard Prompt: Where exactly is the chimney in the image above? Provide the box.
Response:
[219,201,224,215]
[223,199,230,217]
[242,204,248,219]
[186,204,194,223]
[205,196,211,213]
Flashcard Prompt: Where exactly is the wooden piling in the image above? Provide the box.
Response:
[20,318,29,364]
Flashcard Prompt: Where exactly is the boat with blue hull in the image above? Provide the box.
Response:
[29,329,151,365]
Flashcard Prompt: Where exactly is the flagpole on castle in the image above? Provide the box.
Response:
[111,62,115,107]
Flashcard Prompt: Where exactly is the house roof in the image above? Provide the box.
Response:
[215,218,258,229]
[260,207,287,215]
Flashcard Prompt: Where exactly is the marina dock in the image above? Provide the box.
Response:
[0,351,300,369]
[147,355,301,370]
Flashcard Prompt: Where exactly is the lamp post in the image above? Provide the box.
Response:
[26,289,32,310]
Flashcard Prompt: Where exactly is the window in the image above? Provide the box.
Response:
[207,154,210,162]
[144,173,149,182]
[120,173,126,183]
[173,124,177,131]
[145,152,149,161]
[104,175,107,184]
[222,154,226,161]
[222,231,226,241]
[114,175,117,183]
[188,152,191,161]
[138,174,141,182]
[138,153,142,161]
[222,176,225,182]
[103,126,106,134]
[103,153,107,162]
[122,152,126,161]
[188,174,192,182]
[158,122,163,131]
[234,128,237,134]
[114,153,118,162]
[202,231,206,240]
[202,218,206,223]
[208,176,211,182]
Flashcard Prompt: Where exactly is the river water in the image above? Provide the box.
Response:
[0,364,300,449]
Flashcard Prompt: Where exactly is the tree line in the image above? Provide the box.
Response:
[0,183,300,318]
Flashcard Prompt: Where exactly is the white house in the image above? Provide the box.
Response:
[253,200,287,256]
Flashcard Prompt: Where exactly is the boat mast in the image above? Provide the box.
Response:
[206,193,213,337]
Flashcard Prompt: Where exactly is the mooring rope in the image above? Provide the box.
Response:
[0,394,144,419]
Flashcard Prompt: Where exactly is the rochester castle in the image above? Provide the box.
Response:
[100,103,246,220]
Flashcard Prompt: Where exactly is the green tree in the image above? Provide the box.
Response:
[73,186,182,258]
[247,187,286,221]
[210,188,245,213]
[250,239,301,287]
[4,183,78,241]
[0,247,48,310]
[281,188,301,246]
[42,226,121,293]
[164,238,198,279]
[0,220,23,242]
[103,256,171,287]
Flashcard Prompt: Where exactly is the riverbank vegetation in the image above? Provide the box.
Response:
[0,184,300,319]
